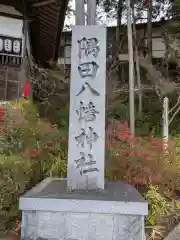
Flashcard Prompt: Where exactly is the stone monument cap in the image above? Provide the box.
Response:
[22,178,146,203]
[20,178,148,216]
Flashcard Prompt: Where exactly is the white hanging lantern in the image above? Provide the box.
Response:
[13,40,21,54]
[0,38,3,52]
[4,39,12,52]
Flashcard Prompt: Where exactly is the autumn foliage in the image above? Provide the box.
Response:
[0,108,5,122]
[106,120,177,192]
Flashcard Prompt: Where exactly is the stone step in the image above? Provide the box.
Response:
[164,223,180,240]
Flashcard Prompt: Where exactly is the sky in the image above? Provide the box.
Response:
[64,0,169,31]
[64,0,117,30]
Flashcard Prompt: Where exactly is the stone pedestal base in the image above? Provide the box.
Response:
[19,178,148,240]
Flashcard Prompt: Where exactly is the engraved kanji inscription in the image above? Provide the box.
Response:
[82,168,99,174]
[75,127,99,150]
[78,37,100,59]
[75,128,86,148]
[78,61,99,78]
[76,101,99,122]
[86,127,99,150]
[76,82,100,96]
[74,152,99,176]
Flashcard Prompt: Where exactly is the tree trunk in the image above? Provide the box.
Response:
[147,0,152,62]
[139,57,177,95]
[132,3,142,115]
[116,0,123,43]
[116,0,123,82]
[126,0,135,137]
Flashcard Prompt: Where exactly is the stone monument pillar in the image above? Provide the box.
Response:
[67,25,106,190]
[19,5,148,240]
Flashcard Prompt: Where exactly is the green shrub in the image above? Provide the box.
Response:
[0,100,67,235]
[108,102,129,121]
[0,154,33,234]
[172,136,180,192]
[145,184,170,226]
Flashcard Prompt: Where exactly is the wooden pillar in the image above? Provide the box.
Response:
[75,0,85,25]
[87,0,96,25]
[18,17,28,99]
